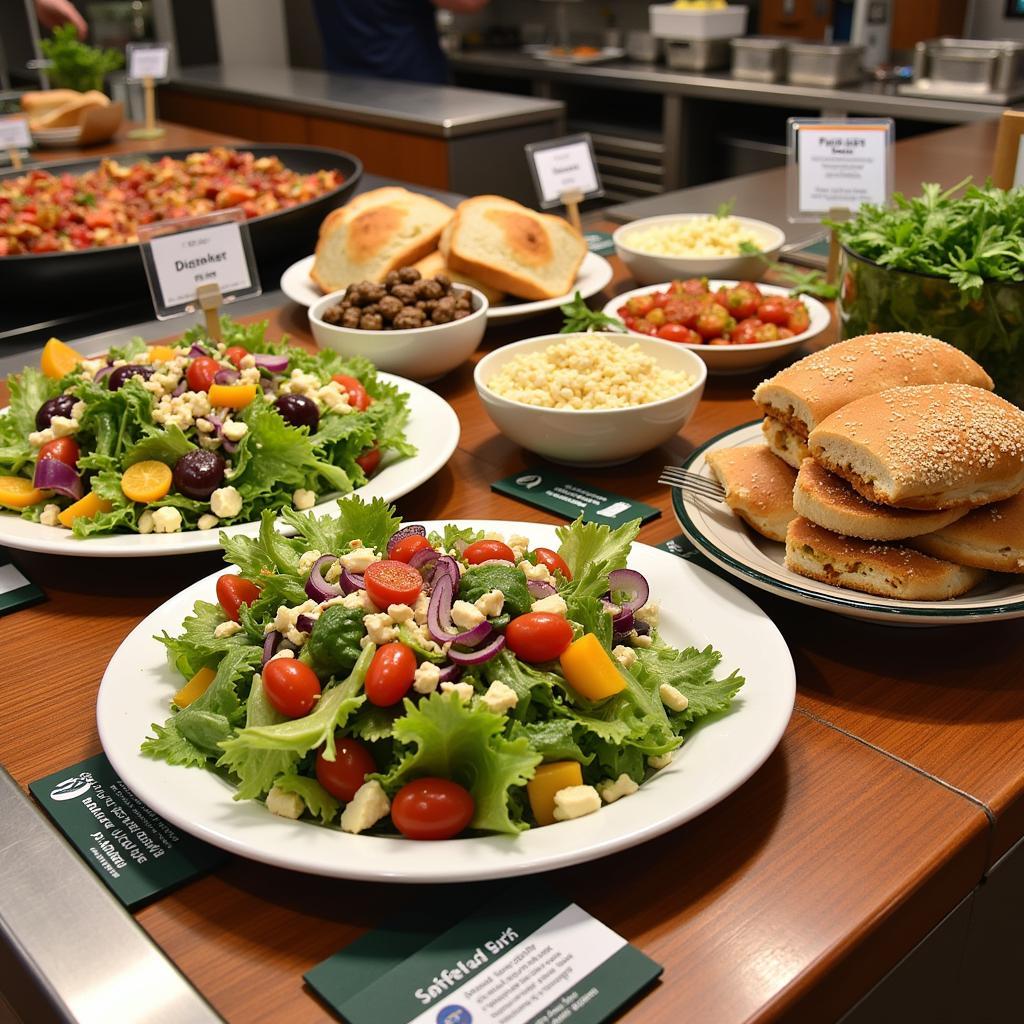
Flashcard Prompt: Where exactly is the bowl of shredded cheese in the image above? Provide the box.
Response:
[614,213,785,284]
[474,332,706,465]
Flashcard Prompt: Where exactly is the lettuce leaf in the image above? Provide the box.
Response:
[555,517,641,604]
[279,494,401,555]
[378,692,542,834]
[272,774,340,825]
[157,599,253,678]
[427,524,484,553]
[123,424,196,467]
[508,720,592,765]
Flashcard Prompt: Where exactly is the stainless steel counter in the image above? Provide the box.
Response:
[450,50,1012,124]
[168,64,564,138]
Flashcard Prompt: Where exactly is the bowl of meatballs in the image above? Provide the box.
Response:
[309,266,489,382]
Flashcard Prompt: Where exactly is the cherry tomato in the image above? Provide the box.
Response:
[391,778,475,840]
[757,298,790,326]
[37,436,80,467]
[464,539,516,565]
[390,534,432,563]
[731,318,763,346]
[533,547,572,580]
[718,286,759,320]
[787,304,810,334]
[187,355,221,393]
[316,735,376,802]
[365,642,417,707]
[657,323,700,344]
[224,345,248,369]
[625,294,655,317]
[262,658,321,718]
[364,559,423,609]
[331,374,371,411]
[695,304,734,340]
[356,446,381,476]
[505,612,573,663]
[755,322,780,343]
[216,574,261,622]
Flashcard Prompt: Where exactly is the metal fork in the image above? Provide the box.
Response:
[658,466,726,503]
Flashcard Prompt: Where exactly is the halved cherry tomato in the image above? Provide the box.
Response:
[356,446,381,476]
[757,298,790,326]
[391,778,475,840]
[365,642,416,707]
[364,559,423,609]
[533,548,572,580]
[390,534,432,564]
[316,735,376,801]
[464,539,515,565]
[262,658,321,717]
[224,345,248,369]
[37,436,80,467]
[187,355,221,393]
[331,374,371,411]
[216,574,261,622]
[656,323,700,344]
[505,612,573,663]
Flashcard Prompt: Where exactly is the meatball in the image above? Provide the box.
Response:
[435,273,451,289]
[342,307,362,329]
[359,311,384,330]
[398,266,421,284]
[390,283,416,305]
[378,294,404,320]
[414,278,444,300]
[384,270,401,287]
[393,307,425,329]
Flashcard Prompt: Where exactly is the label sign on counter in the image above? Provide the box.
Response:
[787,117,893,221]
[30,752,227,908]
[307,882,662,1024]
[0,115,32,150]
[126,42,171,82]
[138,207,261,319]
[525,133,603,209]
[0,548,44,616]
[492,470,660,529]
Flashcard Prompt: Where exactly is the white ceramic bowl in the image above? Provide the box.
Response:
[309,285,488,382]
[604,280,830,376]
[474,332,707,466]
[613,214,785,285]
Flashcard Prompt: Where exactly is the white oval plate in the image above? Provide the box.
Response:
[281,251,614,325]
[673,422,1024,626]
[0,373,458,557]
[603,280,830,376]
[97,520,795,882]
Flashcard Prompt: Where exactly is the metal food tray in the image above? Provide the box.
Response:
[897,37,1024,104]
[0,145,363,332]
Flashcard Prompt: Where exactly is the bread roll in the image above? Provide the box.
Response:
[785,517,986,600]
[440,195,585,301]
[21,89,81,115]
[706,445,797,542]
[761,416,809,469]
[809,384,1024,510]
[793,458,969,541]
[910,492,1024,573]
[754,332,993,442]
[311,187,453,294]
[30,90,109,130]
[411,249,505,305]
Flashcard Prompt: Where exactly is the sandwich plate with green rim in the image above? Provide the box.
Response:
[672,421,1024,627]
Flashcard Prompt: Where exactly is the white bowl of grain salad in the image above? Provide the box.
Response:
[613,213,785,285]
[474,332,706,466]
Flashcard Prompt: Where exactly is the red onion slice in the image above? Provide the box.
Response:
[172,379,187,397]
[261,630,281,666]
[188,343,209,358]
[426,574,492,647]
[408,545,440,581]
[214,368,239,386]
[607,568,650,614]
[254,353,289,373]
[296,613,317,634]
[33,458,82,500]
[93,365,116,385]
[448,633,505,666]
[612,607,634,637]
[340,568,364,595]
[431,555,460,595]
[386,524,427,557]
[305,554,341,602]
[437,662,462,684]
[527,580,556,600]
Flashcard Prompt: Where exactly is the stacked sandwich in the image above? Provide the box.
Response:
[311,188,586,303]
[707,332,1024,600]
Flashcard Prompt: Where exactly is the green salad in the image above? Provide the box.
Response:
[141,498,744,839]
[0,318,414,537]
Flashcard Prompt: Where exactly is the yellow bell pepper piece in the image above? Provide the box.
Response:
[57,491,113,528]
[527,761,583,827]
[559,632,627,701]
[147,345,178,363]
[208,382,257,409]
[0,476,48,509]
[41,337,82,379]
[173,666,217,709]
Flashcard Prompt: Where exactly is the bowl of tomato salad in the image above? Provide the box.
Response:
[603,278,830,376]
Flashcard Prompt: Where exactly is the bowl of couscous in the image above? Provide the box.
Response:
[613,213,785,284]
[474,332,706,466]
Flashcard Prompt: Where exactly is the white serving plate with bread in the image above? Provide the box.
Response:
[673,421,1024,626]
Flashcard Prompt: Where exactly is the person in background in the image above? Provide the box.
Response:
[313,0,489,84]
[34,0,87,37]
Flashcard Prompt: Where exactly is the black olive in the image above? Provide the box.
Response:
[108,364,154,391]
[173,449,226,499]
[35,394,76,430]
[274,394,319,431]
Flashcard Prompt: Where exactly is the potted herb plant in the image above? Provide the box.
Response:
[40,24,124,93]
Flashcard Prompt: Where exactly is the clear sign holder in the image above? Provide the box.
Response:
[125,43,172,140]
[525,132,603,232]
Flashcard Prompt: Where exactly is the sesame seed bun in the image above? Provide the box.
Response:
[793,458,970,541]
[761,417,808,469]
[754,332,993,439]
[809,384,1024,510]
[706,445,797,542]
[785,516,987,600]
[909,492,1024,573]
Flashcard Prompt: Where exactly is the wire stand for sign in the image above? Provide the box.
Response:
[561,188,583,233]
[7,148,21,170]
[128,77,165,140]
[196,283,223,342]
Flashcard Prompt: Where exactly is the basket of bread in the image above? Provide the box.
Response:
[22,89,123,148]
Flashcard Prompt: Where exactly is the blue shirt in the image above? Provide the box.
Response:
[313,0,448,84]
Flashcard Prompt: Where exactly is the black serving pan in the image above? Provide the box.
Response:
[0,144,362,335]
